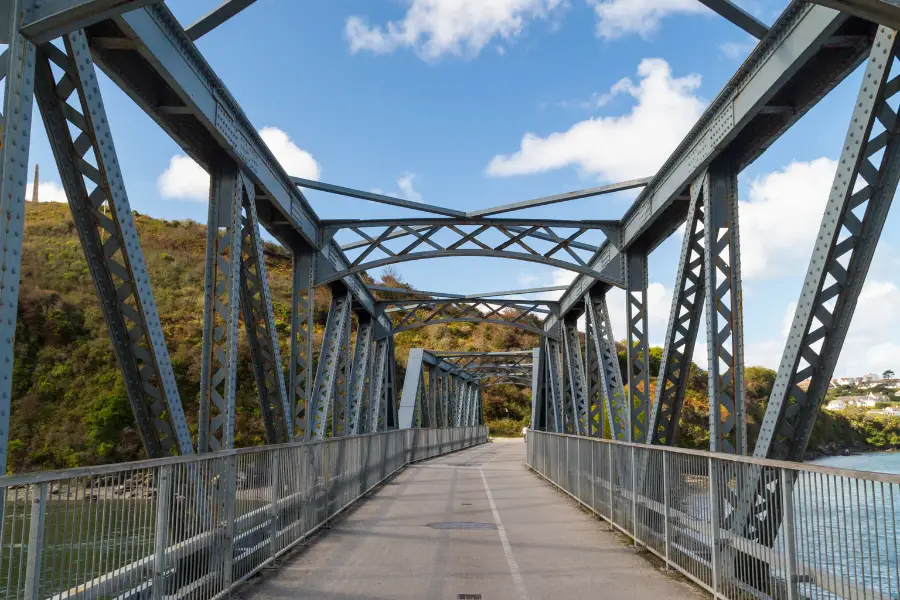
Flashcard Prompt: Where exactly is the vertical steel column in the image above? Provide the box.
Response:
[647,182,706,446]
[383,337,399,429]
[198,162,243,452]
[239,184,291,444]
[703,166,747,455]
[331,311,352,437]
[24,483,47,600]
[398,348,425,429]
[347,316,374,434]
[756,26,900,463]
[562,316,589,436]
[309,292,352,439]
[545,337,564,433]
[0,0,35,474]
[625,252,650,443]
[366,337,389,432]
[290,250,315,439]
[586,291,627,441]
[34,35,193,457]
[530,346,544,430]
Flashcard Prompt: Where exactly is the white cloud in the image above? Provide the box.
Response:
[486,58,705,181]
[720,39,756,59]
[158,155,210,202]
[345,0,565,60]
[158,127,319,201]
[738,158,836,279]
[25,181,68,204]
[258,127,321,181]
[587,0,706,39]
[397,172,423,202]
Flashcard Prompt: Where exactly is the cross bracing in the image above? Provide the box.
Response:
[1,4,900,597]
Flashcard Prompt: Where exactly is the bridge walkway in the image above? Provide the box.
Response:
[236,438,703,600]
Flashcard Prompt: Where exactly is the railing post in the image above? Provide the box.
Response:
[662,452,671,572]
[608,443,614,527]
[270,451,281,560]
[708,457,720,595]
[24,483,47,600]
[152,465,173,600]
[631,446,638,546]
[222,455,237,592]
[780,468,798,600]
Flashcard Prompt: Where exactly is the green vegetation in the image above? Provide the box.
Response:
[8,203,898,472]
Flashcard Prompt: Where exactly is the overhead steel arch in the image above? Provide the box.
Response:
[318,218,622,286]
[381,299,555,338]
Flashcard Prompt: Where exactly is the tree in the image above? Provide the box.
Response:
[883,369,895,379]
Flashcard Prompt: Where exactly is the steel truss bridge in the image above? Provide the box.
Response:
[1,1,900,599]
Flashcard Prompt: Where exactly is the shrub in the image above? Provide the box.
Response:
[488,418,526,437]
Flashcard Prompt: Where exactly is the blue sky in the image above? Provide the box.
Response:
[24,0,900,376]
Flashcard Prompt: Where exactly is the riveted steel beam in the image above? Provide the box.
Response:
[290,251,315,439]
[545,338,564,433]
[698,0,769,39]
[625,253,650,443]
[309,293,352,439]
[19,0,160,42]
[562,316,589,435]
[703,166,747,455]
[585,291,627,440]
[399,348,425,429]
[0,0,36,473]
[184,0,258,41]
[239,186,291,444]
[382,298,553,337]
[347,316,374,435]
[811,0,900,30]
[36,33,193,458]
[647,179,706,447]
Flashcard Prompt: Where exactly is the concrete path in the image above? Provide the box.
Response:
[237,438,704,600]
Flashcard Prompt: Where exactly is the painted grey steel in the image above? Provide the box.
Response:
[527,429,899,600]
[562,317,589,436]
[647,180,706,446]
[755,26,900,465]
[811,0,900,29]
[0,0,36,475]
[240,186,291,444]
[290,251,316,439]
[702,167,747,455]
[545,337,564,433]
[18,0,160,41]
[87,3,390,332]
[34,33,192,457]
[383,298,553,337]
[198,163,243,452]
[584,291,626,440]
[547,4,867,327]
[0,427,487,600]
[697,0,769,38]
[331,308,352,437]
[467,177,652,217]
[365,338,387,433]
[369,283,569,299]
[184,0,259,40]
[625,253,650,443]
[292,176,466,217]
[309,293,352,440]
[322,217,617,285]
[348,317,374,435]
[399,349,426,429]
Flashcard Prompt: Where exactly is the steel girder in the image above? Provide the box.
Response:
[547,4,871,327]
[733,27,900,556]
[756,25,900,463]
[239,192,291,444]
[382,298,553,337]
[35,32,193,458]
[331,308,353,438]
[363,338,388,433]
[811,0,900,30]
[81,3,391,332]
[198,164,245,452]
[399,349,426,429]
[562,317,589,435]
[18,0,160,42]
[647,180,706,447]
[625,253,650,443]
[584,291,627,440]
[322,218,620,286]
[184,0,259,41]
[0,0,37,473]
[544,337,564,433]
[309,293,352,440]
[702,167,747,455]
[347,316,374,435]
[290,251,315,439]
[400,349,483,429]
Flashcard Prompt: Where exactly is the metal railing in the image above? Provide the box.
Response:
[527,429,900,600]
[0,426,487,600]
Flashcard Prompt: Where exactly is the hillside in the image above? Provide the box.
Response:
[7,203,897,472]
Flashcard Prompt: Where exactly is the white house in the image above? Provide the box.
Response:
[825,394,888,411]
